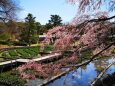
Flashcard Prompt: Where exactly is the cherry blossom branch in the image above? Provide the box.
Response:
[87,15,115,22]
[75,15,115,39]
[62,42,115,68]
[76,15,115,28]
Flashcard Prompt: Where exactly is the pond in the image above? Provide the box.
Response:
[46,57,115,86]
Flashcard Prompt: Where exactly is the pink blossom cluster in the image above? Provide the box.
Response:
[67,0,115,12]
[42,25,76,50]
[17,61,47,79]
[41,26,64,47]
[80,22,112,48]
[17,55,78,80]
[42,12,114,51]
[54,34,74,50]
[71,14,90,25]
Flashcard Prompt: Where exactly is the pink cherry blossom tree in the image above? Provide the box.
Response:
[17,0,115,81]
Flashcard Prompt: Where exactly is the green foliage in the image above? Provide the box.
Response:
[1,51,11,57]
[0,46,54,60]
[0,47,41,59]
[80,50,93,59]
[45,14,62,30]
[19,13,40,45]
[30,47,40,53]
[36,22,41,34]
[0,40,16,46]
[0,33,11,41]
[16,49,30,58]
[43,45,54,53]
[23,49,37,57]
[45,23,53,29]
[49,15,62,26]
[0,41,8,45]
[8,50,18,57]
[12,41,27,46]
[0,71,25,86]
[0,58,4,62]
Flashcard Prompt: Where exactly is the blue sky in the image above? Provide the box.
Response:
[18,0,115,24]
[19,0,77,25]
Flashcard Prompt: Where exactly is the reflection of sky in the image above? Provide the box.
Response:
[106,57,115,74]
[47,57,115,86]
[108,57,115,64]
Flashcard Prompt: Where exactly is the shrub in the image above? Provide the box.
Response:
[23,49,37,57]
[16,49,30,58]
[30,48,40,53]
[80,50,93,59]
[1,52,11,57]
[8,50,18,57]
[1,47,40,59]
[12,41,27,46]
[0,71,25,86]
[0,41,9,45]
[0,58,4,62]
[43,45,53,53]
[0,33,10,41]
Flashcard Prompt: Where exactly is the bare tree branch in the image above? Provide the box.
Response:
[0,0,20,22]
[90,62,115,86]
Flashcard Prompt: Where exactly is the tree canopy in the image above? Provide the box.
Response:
[45,15,62,30]
[0,0,19,22]
[19,13,38,46]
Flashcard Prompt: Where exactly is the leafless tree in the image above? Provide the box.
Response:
[0,0,20,23]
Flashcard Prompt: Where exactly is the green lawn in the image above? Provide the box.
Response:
[0,47,41,60]
[0,45,53,61]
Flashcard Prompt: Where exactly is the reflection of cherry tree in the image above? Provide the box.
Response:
[94,58,110,74]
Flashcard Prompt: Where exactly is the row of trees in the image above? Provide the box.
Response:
[0,13,63,46]
[19,14,63,46]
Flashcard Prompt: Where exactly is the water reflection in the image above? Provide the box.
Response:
[47,57,115,86]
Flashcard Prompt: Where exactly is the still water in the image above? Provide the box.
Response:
[47,57,115,86]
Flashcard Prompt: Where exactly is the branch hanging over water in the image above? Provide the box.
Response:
[90,62,115,86]
[62,42,115,68]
